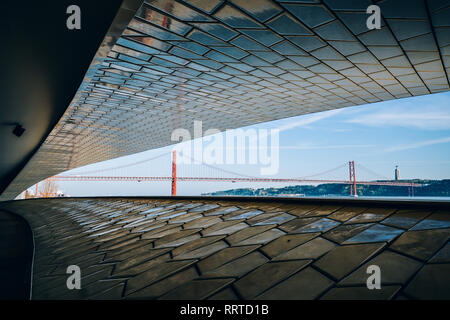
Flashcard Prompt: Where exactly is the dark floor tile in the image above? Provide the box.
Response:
[31,275,67,298]
[410,212,450,231]
[278,217,320,233]
[189,204,220,213]
[233,260,311,299]
[321,285,401,300]
[389,228,449,261]
[246,212,284,225]
[202,251,268,278]
[208,287,239,300]
[204,206,240,216]
[125,260,197,295]
[172,235,226,257]
[273,237,336,260]
[256,267,334,300]
[197,245,260,274]
[286,205,318,217]
[226,210,264,221]
[97,234,139,251]
[153,229,201,248]
[292,218,340,234]
[253,213,296,226]
[339,250,422,286]
[403,263,450,299]
[112,253,171,277]
[225,225,274,245]
[179,203,203,211]
[343,224,403,244]
[169,212,203,224]
[133,221,167,233]
[429,242,450,263]
[260,233,320,258]
[303,206,341,217]
[183,216,222,229]
[202,221,247,236]
[142,225,182,239]
[139,206,170,215]
[103,241,158,261]
[126,267,198,299]
[82,279,125,299]
[38,267,114,299]
[235,228,285,246]
[314,243,385,280]
[88,283,125,300]
[174,241,228,260]
[159,278,234,300]
[381,210,430,229]
[323,223,373,244]
[345,208,395,224]
[327,207,367,222]
[157,210,189,221]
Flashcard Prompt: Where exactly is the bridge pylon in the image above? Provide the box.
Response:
[171,150,177,196]
[349,161,357,196]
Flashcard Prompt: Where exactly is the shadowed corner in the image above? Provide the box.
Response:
[0,210,34,300]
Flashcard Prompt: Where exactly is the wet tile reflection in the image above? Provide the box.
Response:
[2,198,447,299]
[344,224,404,244]
[293,218,340,233]
[410,213,450,230]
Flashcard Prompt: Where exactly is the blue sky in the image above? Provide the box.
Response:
[34,91,450,196]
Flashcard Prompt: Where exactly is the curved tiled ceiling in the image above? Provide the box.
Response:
[2,0,449,199]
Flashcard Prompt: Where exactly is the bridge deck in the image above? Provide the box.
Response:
[0,197,448,300]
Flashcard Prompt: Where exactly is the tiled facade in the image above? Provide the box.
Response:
[2,0,449,200]
[0,198,448,299]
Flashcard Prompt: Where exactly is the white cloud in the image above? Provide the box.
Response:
[280,143,374,150]
[345,93,450,130]
[385,136,450,152]
[276,109,343,132]
[347,111,450,130]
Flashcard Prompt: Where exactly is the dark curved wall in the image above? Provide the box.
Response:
[0,0,123,195]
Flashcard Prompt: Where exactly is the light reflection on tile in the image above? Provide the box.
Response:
[344,224,404,244]
[293,218,340,233]
[410,213,450,231]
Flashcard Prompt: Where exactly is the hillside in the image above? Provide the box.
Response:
[205,179,450,197]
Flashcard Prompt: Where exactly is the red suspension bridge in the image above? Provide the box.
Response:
[46,150,423,197]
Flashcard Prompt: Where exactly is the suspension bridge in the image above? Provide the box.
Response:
[44,150,423,197]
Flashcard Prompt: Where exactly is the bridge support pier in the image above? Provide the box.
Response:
[171,150,177,196]
[349,161,357,196]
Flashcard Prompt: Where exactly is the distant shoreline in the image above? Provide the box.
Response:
[204,179,450,198]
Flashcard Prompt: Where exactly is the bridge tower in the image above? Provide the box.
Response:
[349,161,357,196]
[171,150,177,196]
[395,165,400,180]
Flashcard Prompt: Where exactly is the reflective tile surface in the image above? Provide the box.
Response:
[0,197,448,299]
